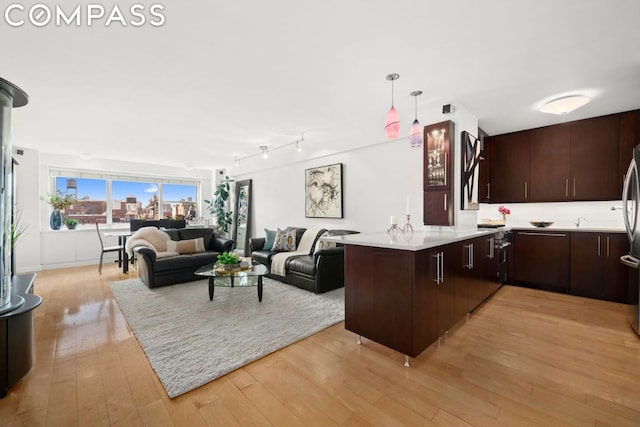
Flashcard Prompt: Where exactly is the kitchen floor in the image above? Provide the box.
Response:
[0,266,639,426]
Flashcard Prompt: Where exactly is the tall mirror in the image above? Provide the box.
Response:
[233,179,252,256]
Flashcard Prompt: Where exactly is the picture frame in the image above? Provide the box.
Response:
[461,130,481,210]
[305,163,343,218]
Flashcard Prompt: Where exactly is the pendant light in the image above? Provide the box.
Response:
[384,73,400,139]
[409,90,423,148]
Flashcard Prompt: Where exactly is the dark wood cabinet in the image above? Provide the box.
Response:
[570,232,629,303]
[529,124,571,201]
[343,234,499,359]
[570,115,620,201]
[489,131,530,203]
[514,231,570,291]
[478,128,491,202]
[423,120,455,226]
[619,110,639,187]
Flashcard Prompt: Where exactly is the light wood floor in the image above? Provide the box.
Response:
[0,264,639,426]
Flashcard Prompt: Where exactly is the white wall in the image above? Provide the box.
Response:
[232,105,480,237]
[14,148,214,272]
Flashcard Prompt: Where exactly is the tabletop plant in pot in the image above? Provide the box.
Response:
[41,190,77,230]
[216,251,240,271]
[205,176,234,237]
[64,218,78,230]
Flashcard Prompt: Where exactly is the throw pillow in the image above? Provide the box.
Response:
[166,237,205,254]
[272,228,297,252]
[314,230,337,253]
[263,228,276,251]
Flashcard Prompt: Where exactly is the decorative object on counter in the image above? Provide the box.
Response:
[408,90,423,147]
[305,163,343,218]
[530,221,554,228]
[41,190,77,231]
[461,131,481,210]
[387,215,401,235]
[401,214,414,234]
[64,218,78,230]
[384,73,400,139]
[498,205,511,223]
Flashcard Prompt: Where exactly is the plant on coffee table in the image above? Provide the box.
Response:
[216,251,240,271]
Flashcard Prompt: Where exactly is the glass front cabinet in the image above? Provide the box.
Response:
[423,120,455,226]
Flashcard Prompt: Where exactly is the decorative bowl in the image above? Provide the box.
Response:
[530,221,554,228]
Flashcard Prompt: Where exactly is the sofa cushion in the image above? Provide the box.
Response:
[166,238,205,254]
[314,230,336,253]
[273,228,297,251]
[188,252,220,267]
[287,255,316,276]
[164,228,180,241]
[178,228,215,250]
[263,228,276,251]
[286,227,307,248]
[154,255,196,272]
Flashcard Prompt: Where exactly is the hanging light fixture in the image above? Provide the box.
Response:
[384,73,400,139]
[409,90,423,148]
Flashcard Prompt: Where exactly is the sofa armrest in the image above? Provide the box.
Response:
[250,237,265,252]
[133,246,156,263]
[212,236,235,253]
[313,247,346,293]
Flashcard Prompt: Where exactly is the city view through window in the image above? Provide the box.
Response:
[55,177,198,225]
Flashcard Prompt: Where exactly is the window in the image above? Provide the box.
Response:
[50,169,200,227]
[55,177,107,225]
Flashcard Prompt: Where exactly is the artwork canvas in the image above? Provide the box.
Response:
[461,131,481,210]
[305,163,343,218]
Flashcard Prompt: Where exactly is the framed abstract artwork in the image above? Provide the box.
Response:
[461,130,481,210]
[305,163,343,218]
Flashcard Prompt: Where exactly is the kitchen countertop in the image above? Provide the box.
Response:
[324,229,499,251]
[507,226,626,233]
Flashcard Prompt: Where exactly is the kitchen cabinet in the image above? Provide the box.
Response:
[570,232,629,303]
[619,110,639,187]
[529,124,571,201]
[423,120,455,226]
[489,131,530,203]
[343,233,500,360]
[478,128,491,202]
[570,115,620,201]
[514,231,570,292]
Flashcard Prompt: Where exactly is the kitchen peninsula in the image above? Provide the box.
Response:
[327,229,501,366]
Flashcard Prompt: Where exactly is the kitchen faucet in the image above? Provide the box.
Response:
[576,217,586,227]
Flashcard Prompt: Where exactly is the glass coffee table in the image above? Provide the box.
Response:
[194,263,269,302]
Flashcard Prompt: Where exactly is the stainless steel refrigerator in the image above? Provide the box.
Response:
[622,145,640,335]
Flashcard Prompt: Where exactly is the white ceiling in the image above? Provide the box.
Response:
[2,0,640,171]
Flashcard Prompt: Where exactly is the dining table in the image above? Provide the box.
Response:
[103,229,133,273]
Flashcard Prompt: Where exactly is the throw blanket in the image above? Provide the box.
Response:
[125,226,171,256]
[270,228,321,276]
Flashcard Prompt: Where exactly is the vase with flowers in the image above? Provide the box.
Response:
[498,205,511,224]
[41,191,77,230]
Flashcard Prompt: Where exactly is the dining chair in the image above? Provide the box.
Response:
[96,222,124,274]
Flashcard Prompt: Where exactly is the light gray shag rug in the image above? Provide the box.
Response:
[109,277,344,398]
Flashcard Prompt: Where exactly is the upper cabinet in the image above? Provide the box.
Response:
[488,130,530,203]
[487,111,633,203]
[424,120,455,226]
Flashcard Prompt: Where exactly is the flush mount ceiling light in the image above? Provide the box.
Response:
[409,90,423,148]
[540,95,591,115]
[260,145,268,159]
[384,73,400,139]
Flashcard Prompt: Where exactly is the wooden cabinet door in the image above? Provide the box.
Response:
[414,250,439,352]
[436,245,455,338]
[514,231,570,291]
[619,111,639,190]
[530,124,571,201]
[478,128,491,202]
[453,240,472,321]
[570,115,620,200]
[603,233,630,303]
[423,190,453,226]
[570,232,603,299]
[490,131,530,203]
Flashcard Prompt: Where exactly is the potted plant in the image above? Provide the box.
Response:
[216,251,240,271]
[64,218,78,230]
[40,190,77,230]
[205,176,234,236]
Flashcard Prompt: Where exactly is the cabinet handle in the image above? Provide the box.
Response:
[565,178,569,197]
[444,153,447,186]
[573,179,576,197]
[464,244,472,269]
[524,181,528,199]
[444,194,447,211]
[486,183,490,200]
[518,232,567,237]
[597,235,601,256]
[488,237,494,259]
[470,243,474,269]
[432,253,440,284]
[607,236,610,257]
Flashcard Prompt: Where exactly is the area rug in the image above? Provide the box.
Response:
[109,277,344,398]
